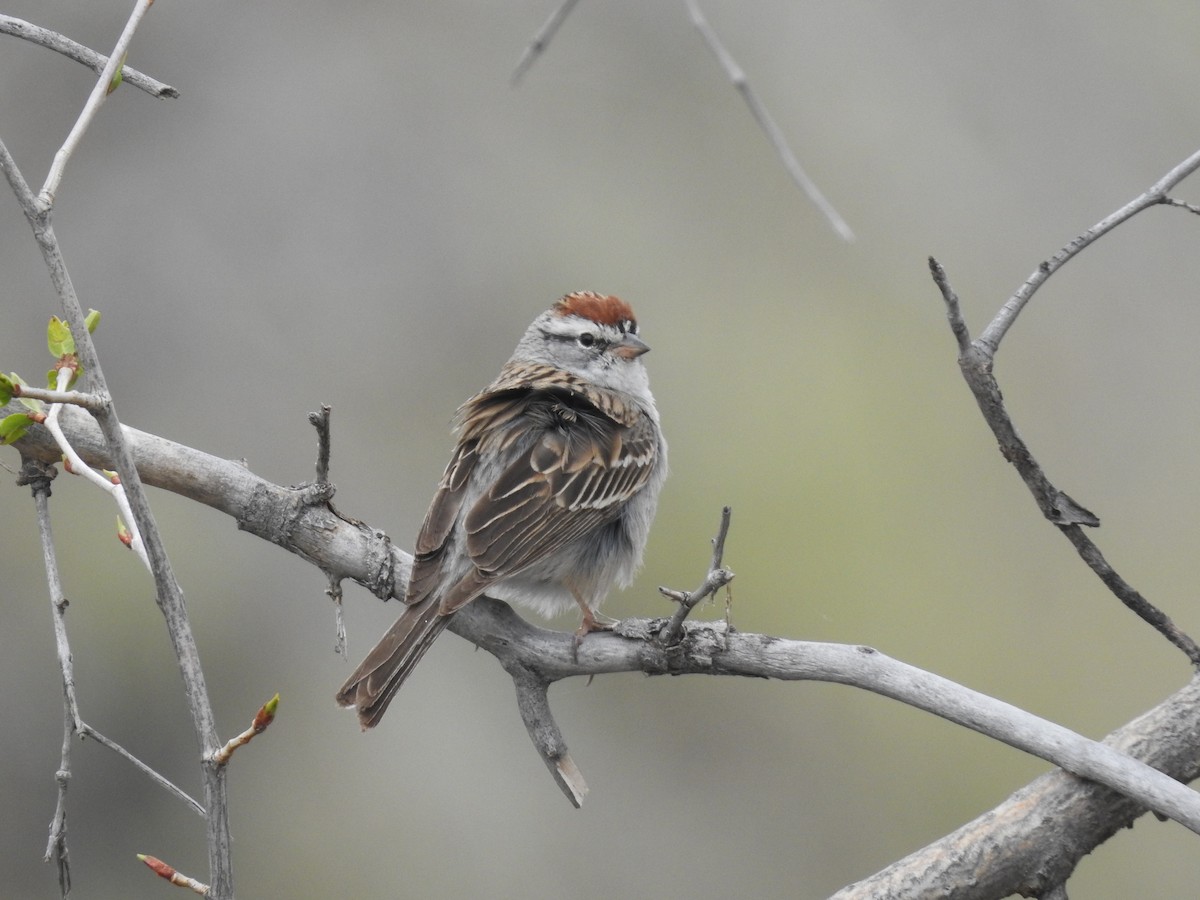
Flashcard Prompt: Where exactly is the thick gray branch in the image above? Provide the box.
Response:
[832,672,1200,899]
[9,407,1200,841]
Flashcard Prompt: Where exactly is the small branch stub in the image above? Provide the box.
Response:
[511,669,588,807]
[308,405,332,484]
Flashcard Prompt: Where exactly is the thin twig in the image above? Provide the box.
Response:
[39,0,157,206]
[42,368,149,565]
[977,147,1200,354]
[0,14,178,99]
[658,506,735,645]
[46,707,72,898]
[12,382,109,411]
[1162,196,1200,216]
[685,0,855,242]
[22,456,207,818]
[1059,525,1200,663]
[510,0,583,85]
[932,244,1200,664]
[309,405,348,655]
[24,460,73,897]
[930,257,971,355]
[308,405,332,484]
[80,726,206,816]
[929,259,1100,528]
[0,134,38,208]
[3,21,234,886]
[327,575,348,658]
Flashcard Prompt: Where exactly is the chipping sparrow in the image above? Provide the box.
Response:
[336,291,667,728]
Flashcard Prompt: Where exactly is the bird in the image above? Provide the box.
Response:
[336,291,667,728]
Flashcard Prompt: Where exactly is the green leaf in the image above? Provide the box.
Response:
[106,53,127,96]
[0,413,33,445]
[47,317,74,357]
[0,373,12,405]
[11,374,42,412]
[85,309,101,333]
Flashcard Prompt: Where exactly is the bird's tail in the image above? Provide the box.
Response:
[335,597,452,729]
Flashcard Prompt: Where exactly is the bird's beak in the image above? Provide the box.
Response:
[613,333,650,359]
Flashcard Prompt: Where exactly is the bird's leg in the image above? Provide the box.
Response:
[570,590,613,658]
[575,606,613,636]
[572,589,614,635]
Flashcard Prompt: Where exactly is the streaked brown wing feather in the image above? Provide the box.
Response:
[460,392,658,591]
[405,439,481,606]
[407,362,658,615]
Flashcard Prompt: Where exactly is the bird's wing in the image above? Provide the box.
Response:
[441,380,658,613]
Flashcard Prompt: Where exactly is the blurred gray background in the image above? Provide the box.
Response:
[3,1,1200,897]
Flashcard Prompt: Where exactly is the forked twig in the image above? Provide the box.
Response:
[658,506,735,645]
[39,0,159,205]
[3,3,234,893]
[977,147,1200,354]
[22,456,204,899]
[928,148,1200,664]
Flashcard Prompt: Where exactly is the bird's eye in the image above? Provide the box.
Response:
[578,332,596,348]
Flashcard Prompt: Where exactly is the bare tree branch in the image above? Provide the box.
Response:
[23,460,73,898]
[0,14,179,100]
[1,5,234,885]
[843,146,1200,896]
[10,406,1200,837]
[38,0,159,205]
[684,0,855,242]
[0,178,233,895]
[976,147,1200,354]
[22,456,204,900]
[511,2,855,241]
[927,147,1200,665]
[832,672,1200,899]
[9,382,109,411]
